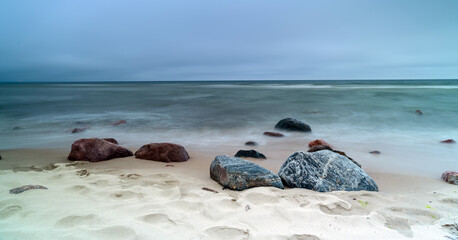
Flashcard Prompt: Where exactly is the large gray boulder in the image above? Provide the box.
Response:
[274,118,311,132]
[278,150,378,192]
[210,156,284,191]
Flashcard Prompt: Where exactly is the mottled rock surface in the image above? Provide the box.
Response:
[244,141,258,146]
[210,155,284,191]
[308,139,331,148]
[9,185,48,194]
[274,118,311,132]
[68,138,133,162]
[103,138,118,144]
[135,143,189,162]
[441,171,458,185]
[263,131,284,137]
[234,150,266,159]
[278,150,378,192]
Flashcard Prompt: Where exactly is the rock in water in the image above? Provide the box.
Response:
[9,185,48,194]
[263,131,284,137]
[68,138,133,162]
[415,109,423,115]
[71,128,86,133]
[135,143,189,162]
[103,138,118,144]
[234,150,266,159]
[274,118,311,132]
[440,139,456,144]
[0,154,2,160]
[278,150,378,192]
[210,155,284,191]
[369,151,381,154]
[441,171,458,185]
[308,139,331,148]
[112,120,127,126]
[244,141,258,146]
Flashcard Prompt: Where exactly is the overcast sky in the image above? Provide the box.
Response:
[0,0,457,81]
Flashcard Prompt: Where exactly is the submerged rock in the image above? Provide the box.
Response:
[415,109,423,115]
[112,120,127,126]
[103,138,118,144]
[71,128,87,133]
[135,143,189,162]
[440,139,456,144]
[9,185,48,194]
[68,138,133,162]
[278,150,378,192]
[308,139,331,148]
[210,155,284,191]
[274,118,311,132]
[244,141,258,146]
[234,150,266,159]
[263,131,284,137]
[369,150,381,154]
[441,171,458,185]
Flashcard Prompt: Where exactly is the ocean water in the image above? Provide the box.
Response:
[1,80,457,176]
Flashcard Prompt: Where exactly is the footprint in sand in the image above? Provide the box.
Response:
[90,225,137,240]
[384,216,414,238]
[66,184,92,194]
[55,214,100,228]
[139,213,176,227]
[0,205,22,219]
[286,234,321,240]
[109,190,144,200]
[201,226,250,240]
[279,194,311,207]
[244,192,280,205]
[439,197,458,208]
[387,207,440,224]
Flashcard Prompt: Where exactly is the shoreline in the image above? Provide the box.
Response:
[0,145,457,239]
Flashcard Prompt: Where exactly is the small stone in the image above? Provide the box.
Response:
[165,164,175,167]
[71,128,86,133]
[440,139,456,144]
[234,150,266,159]
[441,171,458,185]
[9,185,48,194]
[244,141,258,146]
[245,204,251,211]
[274,118,312,132]
[202,187,218,193]
[0,154,2,160]
[369,151,381,154]
[415,109,423,115]
[308,139,331,148]
[263,131,284,137]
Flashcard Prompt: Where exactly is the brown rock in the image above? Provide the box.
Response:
[441,171,458,185]
[103,138,118,144]
[308,139,331,148]
[112,120,127,126]
[415,109,423,115]
[263,131,284,137]
[68,138,133,162]
[440,139,456,144]
[135,143,189,162]
[308,145,333,152]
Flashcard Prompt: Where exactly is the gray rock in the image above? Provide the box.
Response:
[274,118,311,132]
[210,155,284,191]
[234,150,266,159]
[278,150,378,192]
[244,141,258,146]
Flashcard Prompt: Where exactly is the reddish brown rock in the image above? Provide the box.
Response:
[440,139,456,144]
[308,139,331,148]
[103,138,118,144]
[112,120,127,126]
[441,171,458,185]
[415,109,423,115]
[135,143,189,162]
[68,138,133,162]
[308,145,333,152]
[263,131,284,137]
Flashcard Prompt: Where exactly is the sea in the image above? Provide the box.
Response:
[1,80,457,177]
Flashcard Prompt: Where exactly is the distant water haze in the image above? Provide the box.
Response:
[0,80,457,177]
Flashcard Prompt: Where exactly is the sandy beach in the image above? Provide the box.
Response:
[1,143,457,240]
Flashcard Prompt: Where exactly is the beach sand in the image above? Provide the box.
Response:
[0,145,457,240]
